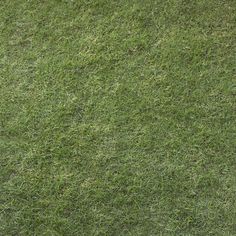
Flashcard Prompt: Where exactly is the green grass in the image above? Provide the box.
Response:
[0,0,236,235]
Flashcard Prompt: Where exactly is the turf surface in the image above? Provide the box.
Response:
[0,0,236,235]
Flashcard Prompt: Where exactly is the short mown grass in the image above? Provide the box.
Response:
[0,0,235,235]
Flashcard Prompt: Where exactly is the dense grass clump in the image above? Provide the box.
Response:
[0,0,235,235]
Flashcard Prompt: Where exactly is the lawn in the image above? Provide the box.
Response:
[0,0,235,235]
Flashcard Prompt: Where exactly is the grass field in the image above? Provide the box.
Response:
[0,0,236,235]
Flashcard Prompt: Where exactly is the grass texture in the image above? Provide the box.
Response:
[0,0,236,235]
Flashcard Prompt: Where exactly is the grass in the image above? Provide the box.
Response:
[0,0,235,235]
